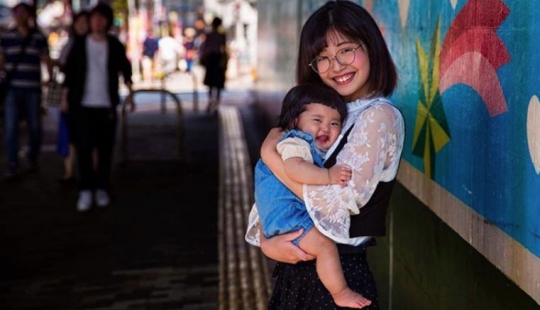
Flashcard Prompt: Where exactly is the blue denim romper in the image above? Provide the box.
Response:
[254,130,324,245]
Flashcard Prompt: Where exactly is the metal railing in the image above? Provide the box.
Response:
[119,88,184,164]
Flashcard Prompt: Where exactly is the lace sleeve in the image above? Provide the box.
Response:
[303,103,404,244]
[245,203,261,246]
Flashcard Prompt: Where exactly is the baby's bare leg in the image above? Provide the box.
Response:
[299,229,371,308]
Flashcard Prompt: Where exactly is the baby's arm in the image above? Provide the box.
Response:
[284,157,351,186]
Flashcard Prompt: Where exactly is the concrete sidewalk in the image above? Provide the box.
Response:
[0,72,272,309]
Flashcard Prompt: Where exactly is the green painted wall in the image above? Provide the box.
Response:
[368,182,540,310]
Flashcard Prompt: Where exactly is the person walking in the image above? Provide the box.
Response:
[0,2,53,180]
[61,3,135,212]
[200,17,227,114]
[141,31,159,84]
[183,28,197,73]
[157,32,181,77]
[56,10,90,184]
[245,1,405,309]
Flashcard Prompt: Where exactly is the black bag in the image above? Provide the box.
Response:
[43,67,62,107]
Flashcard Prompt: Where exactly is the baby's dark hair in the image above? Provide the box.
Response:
[277,83,347,130]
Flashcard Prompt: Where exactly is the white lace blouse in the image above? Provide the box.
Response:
[245,97,405,246]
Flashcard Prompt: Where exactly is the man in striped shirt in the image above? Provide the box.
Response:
[0,2,53,179]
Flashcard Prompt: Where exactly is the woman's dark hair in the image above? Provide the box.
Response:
[70,10,89,37]
[296,0,397,97]
[90,2,114,31]
[211,17,222,29]
[278,83,347,130]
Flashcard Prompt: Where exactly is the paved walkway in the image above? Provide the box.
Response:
[0,71,272,309]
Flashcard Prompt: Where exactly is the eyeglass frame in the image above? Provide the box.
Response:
[308,45,364,74]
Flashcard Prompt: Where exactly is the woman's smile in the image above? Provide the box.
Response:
[333,72,355,85]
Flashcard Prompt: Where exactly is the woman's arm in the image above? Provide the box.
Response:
[302,104,405,233]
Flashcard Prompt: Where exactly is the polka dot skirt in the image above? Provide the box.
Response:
[268,245,379,310]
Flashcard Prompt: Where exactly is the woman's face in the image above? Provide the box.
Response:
[296,103,342,151]
[73,15,89,36]
[317,31,371,102]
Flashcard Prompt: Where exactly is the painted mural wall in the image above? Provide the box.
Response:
[382,0,540,304]
[254,0,540,305]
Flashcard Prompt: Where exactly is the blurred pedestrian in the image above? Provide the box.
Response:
[141,30,159,83]
[200,17,227,114]
[183,27,197,73]
[0,2,53,180]
[62,2,135,212]
[158,32,181,77]
[56,10,90,184]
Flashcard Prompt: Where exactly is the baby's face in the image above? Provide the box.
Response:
[297,103,342,150]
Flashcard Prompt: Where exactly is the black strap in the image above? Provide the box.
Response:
[324,123,355,168]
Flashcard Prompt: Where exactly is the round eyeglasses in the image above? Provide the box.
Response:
[309,45,363,74]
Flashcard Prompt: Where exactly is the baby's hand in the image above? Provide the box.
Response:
[328,165,352,187]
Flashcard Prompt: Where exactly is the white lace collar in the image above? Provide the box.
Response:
[346,96,386,113]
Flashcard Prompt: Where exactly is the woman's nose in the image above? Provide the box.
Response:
[330,56,345,71]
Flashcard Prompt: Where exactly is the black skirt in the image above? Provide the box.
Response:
[268,241,379,310]
[203,52,226,89]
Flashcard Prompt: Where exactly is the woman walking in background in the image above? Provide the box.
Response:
[200,17,227,114]
[57,10,89,184]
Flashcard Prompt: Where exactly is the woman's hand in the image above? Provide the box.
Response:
[260,229,316,263]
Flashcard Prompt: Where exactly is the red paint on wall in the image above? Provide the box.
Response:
[439,0,511,117]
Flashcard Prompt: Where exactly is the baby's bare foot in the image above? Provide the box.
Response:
[332,287,372,309]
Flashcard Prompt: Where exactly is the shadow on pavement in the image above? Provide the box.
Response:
[0,107,220,310]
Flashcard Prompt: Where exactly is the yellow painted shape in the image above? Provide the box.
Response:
[430,114,451,152]
[416,38,429,103]
[413,100,429,147]
[429,20,441,105]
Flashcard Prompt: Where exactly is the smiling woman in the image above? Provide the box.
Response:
[253,0,540,308]
[245,1,404,309]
